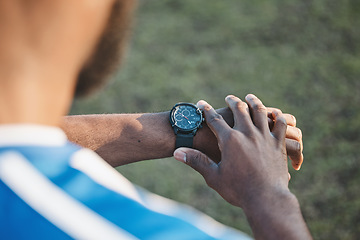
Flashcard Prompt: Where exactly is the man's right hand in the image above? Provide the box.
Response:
[174,94,312,239]
[174,94,290,207]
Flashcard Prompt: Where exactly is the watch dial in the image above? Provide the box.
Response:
[173,104,202,130]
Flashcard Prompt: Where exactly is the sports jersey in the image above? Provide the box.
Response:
[0,124,251,240]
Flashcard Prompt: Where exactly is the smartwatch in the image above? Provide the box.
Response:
[169,102,204,148]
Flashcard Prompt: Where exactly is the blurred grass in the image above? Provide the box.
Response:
[70,0,360,239]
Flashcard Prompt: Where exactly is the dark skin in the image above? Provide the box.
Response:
[1,0,311,238]
[173,94,312,240]
[62,106,303,169]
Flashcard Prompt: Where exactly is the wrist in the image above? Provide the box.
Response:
[242,188,309,239]
[243,188,298,214]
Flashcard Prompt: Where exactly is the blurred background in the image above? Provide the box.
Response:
[70,0,360,239]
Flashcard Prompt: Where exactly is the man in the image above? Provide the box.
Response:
[0,0,311,239]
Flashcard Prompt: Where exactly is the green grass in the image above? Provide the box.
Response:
[71,0,360,238]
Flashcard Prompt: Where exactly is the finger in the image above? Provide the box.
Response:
[267,108,296,127]
[245,94,269,132]
[267,107,279,121]
[268,117,275,131]
[268,115,295,131]
[271,110,287,143]
[174,148,218,186]
[285,138,304,170]
[268,113,296,131]
[286,126,302,142]
[283,114,296,127]
[224,95,253,131]
[290,153,303,171]
[197,100,232,142]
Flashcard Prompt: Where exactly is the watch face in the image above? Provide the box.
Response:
[171,103,203,131]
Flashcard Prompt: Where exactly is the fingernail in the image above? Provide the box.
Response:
[297,162,302,170]
[245,94,255,101]
[294,163,302,171]
[225,95,234,101]
[196,100,208,109]
[173,149,187,163]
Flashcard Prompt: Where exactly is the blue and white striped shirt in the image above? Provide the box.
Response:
[0,125,251,240]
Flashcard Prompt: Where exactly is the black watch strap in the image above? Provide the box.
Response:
[175,133,194,148]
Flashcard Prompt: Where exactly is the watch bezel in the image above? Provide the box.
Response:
[169,102,203,133]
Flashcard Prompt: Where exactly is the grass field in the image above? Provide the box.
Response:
[71,0,360,239]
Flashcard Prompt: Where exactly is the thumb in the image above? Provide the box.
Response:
[173,148,218,180]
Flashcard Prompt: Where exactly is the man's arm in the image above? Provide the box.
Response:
[61,108,232,166]
[173,94,312,239]
[61,107,303,167]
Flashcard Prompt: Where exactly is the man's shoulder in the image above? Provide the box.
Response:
[0,145,252,240]
[0,142,81,163]
[0,145,140,240]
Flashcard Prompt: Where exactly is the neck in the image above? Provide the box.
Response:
[0,1,116,126]
[0,63,76,126]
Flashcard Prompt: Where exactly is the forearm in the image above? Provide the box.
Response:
[61,109,232,166]
[243,190,312,240]
[62,112,174,166]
